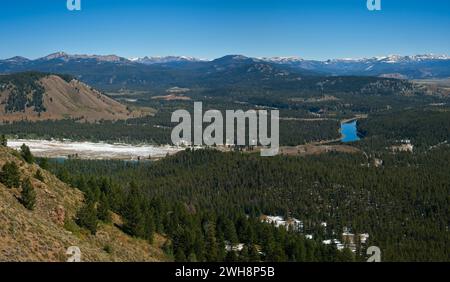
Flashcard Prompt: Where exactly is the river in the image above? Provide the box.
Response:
[340,120,361,143]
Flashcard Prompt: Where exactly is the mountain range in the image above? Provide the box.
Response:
[0,52,449,92]
[261,54,450,79]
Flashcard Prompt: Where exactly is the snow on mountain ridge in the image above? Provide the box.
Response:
[132,56,207,64]
[259,56,304,63]
[6,52,448,64]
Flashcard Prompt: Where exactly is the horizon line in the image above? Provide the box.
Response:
[1,51,449,62]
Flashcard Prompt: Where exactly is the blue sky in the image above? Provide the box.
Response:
[1,0,449,60]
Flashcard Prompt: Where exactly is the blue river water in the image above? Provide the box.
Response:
[340,120,361,142]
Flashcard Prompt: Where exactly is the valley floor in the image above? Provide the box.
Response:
[7,139,183,160]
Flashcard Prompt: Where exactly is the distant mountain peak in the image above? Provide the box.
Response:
[212,55,257,64]
[38,52,128,63]
[229,55,250,60]
[259,56,304,63]
[41,51,69,60]
[4,56,30,63]
[323,54,450,64]
[131,56,206,65]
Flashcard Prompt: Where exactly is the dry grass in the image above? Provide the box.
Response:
[151,94,191,101]
[279,144,361,156]
[0,146,168,262]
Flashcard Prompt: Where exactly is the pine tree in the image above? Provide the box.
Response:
[20,178,36,210]
[0,134,7,147]
[97,193,111,223]
[205,220,219,262]
[193,229,206,261]
[76,201,98,235]
[187,252,198,262]
[175,247,187,262]
[0,161,21,188]
[337,248,355,262]
[20,144,34,164]
[34,169,45,182]
[144,210,155,244]
[223,219,239,245]
[266,243,287,262]
[225,249,238,262]
[38,158,49,170]
[57,168,70,183]
[122,182,145,237]
[86,178,101,202]
[162,241,174,257]
[217,232,226,261]
[239,245,250,262]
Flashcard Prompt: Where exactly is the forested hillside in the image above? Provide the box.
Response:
[47,147,450,262]
[358,108,450,150]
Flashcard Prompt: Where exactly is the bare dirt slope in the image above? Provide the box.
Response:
[0,146,167,262]
[0,74,153,122]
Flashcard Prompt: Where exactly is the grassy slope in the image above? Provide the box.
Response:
[0,146,167,262]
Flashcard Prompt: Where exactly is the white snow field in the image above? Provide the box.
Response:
[8,139,183,160]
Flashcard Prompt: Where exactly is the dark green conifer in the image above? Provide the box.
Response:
[0,161,21,188]
[20,177,36,210]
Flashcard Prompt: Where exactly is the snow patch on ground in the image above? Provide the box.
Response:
[8,139,183,160]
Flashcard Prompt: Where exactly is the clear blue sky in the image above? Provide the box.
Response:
[1,0,449,60]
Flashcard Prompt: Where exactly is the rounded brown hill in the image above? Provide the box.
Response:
[0,72,153,122]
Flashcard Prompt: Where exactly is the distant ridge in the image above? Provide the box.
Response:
[0,52,449,92]
[131,56,207,65]
[2,51,448,65]
[37,52,129,63]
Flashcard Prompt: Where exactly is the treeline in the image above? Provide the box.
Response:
[47,147,450,261]
[0,116,173,145]
[0,111,340,146]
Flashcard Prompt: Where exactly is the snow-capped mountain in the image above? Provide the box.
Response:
[258,56,304,64]
[1,52,449,80]
[2,56,30,63]
[258,54,450,79]
[261,54,449,64]
[372,54,450,63]
[131,56,206,65]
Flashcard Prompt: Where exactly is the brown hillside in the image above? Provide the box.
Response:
[0,146,167,262]
[0,74,153,122]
